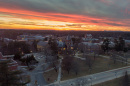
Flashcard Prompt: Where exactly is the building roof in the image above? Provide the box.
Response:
[82,38,99,41]
[82,42,99,46]
[0,52,14,59]
[125,40,130,43]
[19,35,28,38]
[37,41,48,47]
[57,41,65,47]
[26,41,33,45]
[66,35,71,40]
[71,40,73,47]
[86,34,92,37]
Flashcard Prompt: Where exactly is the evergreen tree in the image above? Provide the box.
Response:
[48,38,58,55]
[0,60,29,86]
[114,38,119,51]
[101,38,110,53]
[114,37,126,51]
[32,40,38,52]
[119,37,125,51]
[14,53,21,60]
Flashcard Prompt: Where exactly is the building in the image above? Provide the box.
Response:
[85,34,92,39]
[0,52,18,71]
[82,34,99,42]
[17,35,28,40]
[3,38,14,45]
[125,40,130,46]
[17,35,45,41]
[78,42,101,53]
[37,41,48,51]
[65,35,73,50]
[57,41,66,48]
[57,40,66,53]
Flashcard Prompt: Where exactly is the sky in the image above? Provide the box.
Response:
[0,0,130,31]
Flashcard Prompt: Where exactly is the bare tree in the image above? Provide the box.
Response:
[44,45,52,59]
[124,53,128,65]
[62,56,74,74]
[43,45,58,72]
[85,56,94,73]
[71,61,80,75]
[110,53,117,64]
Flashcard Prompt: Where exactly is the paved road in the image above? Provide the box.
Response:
[46,66,130,86]
[32,53,48,86]
[57,59,62,82]
[36,73,47,86]
[20,53,48,86]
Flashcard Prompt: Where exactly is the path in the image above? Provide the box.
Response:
[57,59,62,83]
[20,53,48,86]
[46,66,130,86]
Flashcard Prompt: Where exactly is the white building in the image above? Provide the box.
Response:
[125,40,130,46]
[79,42,101,53]
[0,52,18,71]
[37,41,48,51]
[82,34,99,42]
[17,35,45,41]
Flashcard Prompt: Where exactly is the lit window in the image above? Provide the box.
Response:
[63,48,66,50]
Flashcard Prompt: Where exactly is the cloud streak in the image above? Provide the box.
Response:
[0,0,129,31]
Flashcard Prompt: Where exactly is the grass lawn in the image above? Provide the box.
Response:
[124,51,130,61]
[43,69,58,84]
[94,75,130,86]
[94,77,123,86]
[61,55,130,81]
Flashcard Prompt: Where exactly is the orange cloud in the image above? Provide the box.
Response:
[0,7,129,31]
[0,7,127,26]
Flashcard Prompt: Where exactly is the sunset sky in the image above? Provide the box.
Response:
[0,0,129,31]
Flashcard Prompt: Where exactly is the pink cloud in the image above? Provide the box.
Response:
[0,7,129,27]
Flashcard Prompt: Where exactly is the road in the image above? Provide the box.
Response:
[23,53,130,86]
[31,53,48,86]
[36,73,47,86]
[46,66,130,86]
[20,53,48,86]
